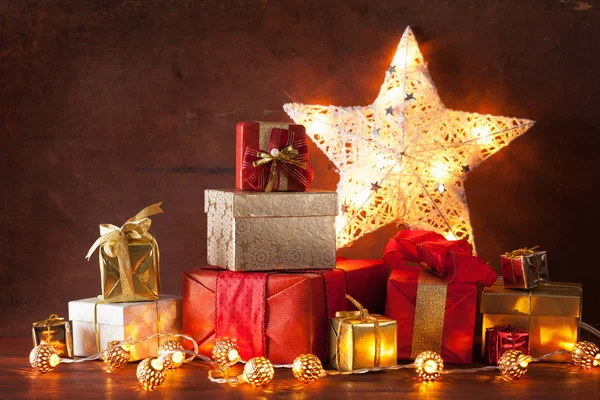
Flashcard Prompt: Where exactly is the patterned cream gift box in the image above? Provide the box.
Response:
[205,189,337,271]
[68,295,181,361]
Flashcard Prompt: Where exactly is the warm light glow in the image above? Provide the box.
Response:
[594,354,600,367]
[284,27,534,249]
[572,341,600,369]
[228,349,240,362]
[49,354,60,368]
[414,351,444,382]
[150,358,164,371]
[519,355,532,368]
[423,360,438,374]
[171,351,185,366]
[444,231,457,241]
[291,354,326,384]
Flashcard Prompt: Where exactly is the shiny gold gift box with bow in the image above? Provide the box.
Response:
[329,296,397,371]
[86,203,163,303]
[32,314,73,358]
[481,278,582,362]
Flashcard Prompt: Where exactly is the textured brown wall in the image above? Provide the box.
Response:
[1,0,599,336]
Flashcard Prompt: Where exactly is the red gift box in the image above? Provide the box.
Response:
[182,259,387,364]
[383,230,496,364]
[484,325,529,365]
[235,121,314,192]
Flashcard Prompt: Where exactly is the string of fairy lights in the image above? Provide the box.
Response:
[29,323,600,391]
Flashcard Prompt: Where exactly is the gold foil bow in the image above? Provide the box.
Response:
[503,245,540,259]
[85,202,164,302]
[336,294,382,367]
[252,145,309,192]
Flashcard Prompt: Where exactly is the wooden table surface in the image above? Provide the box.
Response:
[2,337,599,399]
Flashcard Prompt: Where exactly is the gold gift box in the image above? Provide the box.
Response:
[481,278,582,362]
[100,238,160,303]
[205,189,337,271]
[32,315,73,358]
[330,311,397,371]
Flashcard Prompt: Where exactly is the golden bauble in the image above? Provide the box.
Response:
[212,339,241,369]
[101,340,130,372]
[136,358,166,391]
[158,340,186,370]
[414,351,444,382]
[572,341,600,370]
[292,354,326,384]
[498,349,532,380]
[241,357,274,387]
[30,344,60,373]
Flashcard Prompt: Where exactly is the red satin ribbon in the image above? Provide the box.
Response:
[241,127,314,192]
[382,230,497,287]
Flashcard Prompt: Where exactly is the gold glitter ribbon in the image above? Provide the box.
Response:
[335,294,382,367]
[503,245,542,284]
[410,272,448,359]
[258,122,289,191]
[252,144,309,192]
[85,202,163,302]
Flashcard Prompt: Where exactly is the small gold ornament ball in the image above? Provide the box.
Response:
[414,351,444,382]
[136,358,166,391]
[572,341,600,369]
[242,357,274,387]
[30,344,61,373]
[292,354,326,384]
[212,339,241,368]
[158,340,186,370]
[101,340,131,372]
[499,349,532,380]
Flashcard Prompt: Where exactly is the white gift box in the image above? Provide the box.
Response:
[68,295,181,361]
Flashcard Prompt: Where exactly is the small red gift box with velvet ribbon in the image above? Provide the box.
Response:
[181,259,388,364]
[236,121,314,192]
[383,230,497,364]
[484,325,529,365]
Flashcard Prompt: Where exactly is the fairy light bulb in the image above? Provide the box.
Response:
[498,349,532,380]
[414,351,444,382]
[292,354,326,384]
[30,343,60,373]
[101,340,131,372]
[212,339,241,369]
[572,341,600,369]
[157,340,186,370]
[136,358,166,391]
[237,356,274,387]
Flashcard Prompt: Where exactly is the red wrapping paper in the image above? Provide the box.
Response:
[182,259,388,364]
[235,121,312,191]
[385,266,477,364]
[484,326,529,365]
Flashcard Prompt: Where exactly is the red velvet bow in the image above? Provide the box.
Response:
[382,230,497,286]
[241,127,314,192]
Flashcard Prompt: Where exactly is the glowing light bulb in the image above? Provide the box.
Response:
[444,231,458,241]
[414,351,444,382]
[498,349,531,380]
[136,358,166,391]
[157,340,186,370]
[30,343,60,373]
[306,119,329,135]
[212,339,241,369]
[472,126,493,145]
[101,340,130,372]
[237,357,274,387]
[572,341,600,369]
[292,354,326,384]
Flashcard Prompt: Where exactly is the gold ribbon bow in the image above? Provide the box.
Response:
[336,294,382,368]
[252,145,308,192]
[85,202,164,302]
[33,314,64,328]
[503,245,540,259]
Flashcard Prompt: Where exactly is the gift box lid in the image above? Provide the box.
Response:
[480,278,582,317]
[204,189,338,217]
[68,295,181,326]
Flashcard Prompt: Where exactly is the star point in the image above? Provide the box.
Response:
[284,27,534,249]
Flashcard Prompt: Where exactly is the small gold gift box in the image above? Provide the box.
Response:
[330,296,397,371]
[32,314,73,358]
[481,278,582,362]
[86,203,163,303]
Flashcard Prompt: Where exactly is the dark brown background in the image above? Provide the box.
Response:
[1,0,599,336]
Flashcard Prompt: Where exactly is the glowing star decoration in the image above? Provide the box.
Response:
[284,27,535,249]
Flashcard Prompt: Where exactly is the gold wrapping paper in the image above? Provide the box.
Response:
[68,296,181,361]
[32,314,73,358]
[205,189,337,271]
[330,313,397,371]
[481,279,582,362]
[99,238,160,302]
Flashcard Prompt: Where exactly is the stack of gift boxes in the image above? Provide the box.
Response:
[32,121,584,372]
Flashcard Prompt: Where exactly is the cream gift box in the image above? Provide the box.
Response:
[68,295,181,361]
[205,188,337,271]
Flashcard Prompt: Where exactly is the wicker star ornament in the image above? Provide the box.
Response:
[284,27,534,249]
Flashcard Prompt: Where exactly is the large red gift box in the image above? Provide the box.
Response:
[182,259,387,364]
[235,121,313,192]
[383,230,496,364]
[385,267,477,364]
